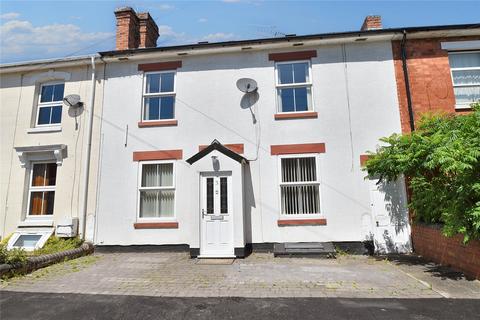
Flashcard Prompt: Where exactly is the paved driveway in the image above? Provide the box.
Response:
[1,251,479,299]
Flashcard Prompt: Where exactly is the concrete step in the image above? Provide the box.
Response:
[274,242,336,258]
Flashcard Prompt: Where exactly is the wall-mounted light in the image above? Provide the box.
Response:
[211,155,220,171]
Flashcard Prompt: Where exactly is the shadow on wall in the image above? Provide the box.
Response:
[375,179,411,253]
[378,179,409,234]
[243,164,255,244]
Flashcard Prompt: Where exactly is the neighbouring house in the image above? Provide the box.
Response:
[93,8,416,257]
[391,25,480,133]
[0,56,104,250]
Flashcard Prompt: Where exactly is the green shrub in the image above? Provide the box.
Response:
[0,243,7,264]
[4,248,27,265]
[0,235,27,266]
[33,236,83,256]
[364,102,480,243]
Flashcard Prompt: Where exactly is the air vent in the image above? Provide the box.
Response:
[198,41,209,44]
[285,34,297,37]
[355,38,368,42]
[293,42,304,46]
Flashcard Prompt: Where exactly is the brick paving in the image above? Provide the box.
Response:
[1,252,479,298]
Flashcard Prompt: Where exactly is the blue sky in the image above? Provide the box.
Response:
[1,1,479,63]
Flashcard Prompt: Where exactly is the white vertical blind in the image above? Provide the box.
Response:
[280,157,320,215]
[139,163,174,218]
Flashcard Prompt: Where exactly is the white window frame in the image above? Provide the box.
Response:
[277,153,323,218]
[448,51,480,110]
[35,81,64,127]
[274,60,314,114]
[141,70,177,122]
[137,160,177,221]
[26,161,57,218]
[6,229,54,252]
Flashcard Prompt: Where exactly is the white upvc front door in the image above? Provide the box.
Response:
[200,172,234,257]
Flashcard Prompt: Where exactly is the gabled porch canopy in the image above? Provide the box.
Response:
[186,140,248,165]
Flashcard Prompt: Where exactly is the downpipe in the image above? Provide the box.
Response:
[79,56,96,241]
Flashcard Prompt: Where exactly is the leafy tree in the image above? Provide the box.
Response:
[364,103,480,243]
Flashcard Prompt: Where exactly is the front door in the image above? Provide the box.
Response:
[200,173,234,257]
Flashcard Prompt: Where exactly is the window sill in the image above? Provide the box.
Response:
[18,219,55,228]
[455,106,473,112]
[274,112,318,120]
[277,218,327,226]
[138,120,178,128]
[134,222,179,229]
[27,126,62,134]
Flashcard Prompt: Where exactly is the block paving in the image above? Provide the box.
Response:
[2,252,479,299]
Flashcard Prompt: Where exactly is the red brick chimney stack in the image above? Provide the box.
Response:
[361,15,382,31]
[114,7,159,51]
[137,12,159,48]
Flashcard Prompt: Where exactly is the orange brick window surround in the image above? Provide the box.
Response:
[268,50,317,62]
[133,150,183,161]
[138,61,182,72]
[270,143,326,155]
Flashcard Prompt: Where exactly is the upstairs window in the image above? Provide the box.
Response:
[143,71,176,121]
[138,162,175,219]
[37,83,64,126]
[276,61,313,113]
[28,163,57,216]
[279,155,320,216]
[448,52,480,108]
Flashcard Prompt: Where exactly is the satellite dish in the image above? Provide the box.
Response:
[236,78,258,93]
[63,94,82,108]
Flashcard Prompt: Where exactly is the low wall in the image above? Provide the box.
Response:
[0,242,94,278]
[412,224,480,279]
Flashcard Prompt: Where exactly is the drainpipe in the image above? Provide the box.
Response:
[401,30,415,131]
[80,56,96,240]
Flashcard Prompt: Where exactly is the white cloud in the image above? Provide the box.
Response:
[202,32,236,42]
[157,25,186,38]
[157,4,175,10]
[0,19,112,61]
[198,18,208,23]
[0,12,20,20]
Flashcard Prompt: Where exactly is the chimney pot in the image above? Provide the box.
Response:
[361,15,382,31]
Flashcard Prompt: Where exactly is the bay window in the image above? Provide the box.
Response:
[448,51,480,108]
[276,61,313,113]
[138,161,175,219]
[279,155,321,216]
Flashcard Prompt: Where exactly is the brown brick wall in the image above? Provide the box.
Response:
[392,36,479,133]
[412,224,480,279]
[361,16,382,31]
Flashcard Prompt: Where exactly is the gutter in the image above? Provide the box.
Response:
[401,30,415,132]
[79,56,97,240]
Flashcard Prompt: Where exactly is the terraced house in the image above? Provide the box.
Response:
[1,8,478,258]
[0,57,104,250]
